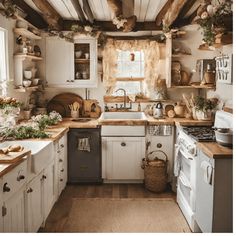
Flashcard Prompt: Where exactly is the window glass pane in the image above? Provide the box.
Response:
[114,81,141,95]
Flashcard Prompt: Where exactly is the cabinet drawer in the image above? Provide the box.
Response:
[2,159,27,201]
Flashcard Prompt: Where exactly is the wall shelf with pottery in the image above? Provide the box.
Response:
[13,28,41,40]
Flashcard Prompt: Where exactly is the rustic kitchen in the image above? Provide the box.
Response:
[0,0,233,233]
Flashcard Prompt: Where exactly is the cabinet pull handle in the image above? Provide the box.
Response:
[27,188,33,193]
[2,206,7,217]
[66,80,70,82]
[59,159,63,162]
[3,183,10,192]
[61,169,64,172]
[17,175,25,181]
[57,150,61,153]
[121,142,126,147]
[60,144,64,148]
[42,175,47,179]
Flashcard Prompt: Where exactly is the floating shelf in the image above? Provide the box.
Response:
[14,54,43,61]
[170,83,215,89]
[13,28,41,40]
[172,53,192,57]
[14,86,39,92]
[75,59,90,64]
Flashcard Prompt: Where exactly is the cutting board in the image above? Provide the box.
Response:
[47,93,83,117]
[0,149,30,164]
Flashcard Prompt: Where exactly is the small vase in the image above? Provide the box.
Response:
[196,110,213,121]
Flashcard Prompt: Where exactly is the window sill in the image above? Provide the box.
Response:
[103,96,174,103]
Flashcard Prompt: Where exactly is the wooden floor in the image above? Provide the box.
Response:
[39,183,176,232]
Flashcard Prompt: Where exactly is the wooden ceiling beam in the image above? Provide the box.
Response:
[31,0,63,30]
[82,0,94,24]
[177,0,199,19]
[162,0,188,28]
[155,0,174,26]
[12,0,48,29]
[71,0,86,22]
[63,20,162,31]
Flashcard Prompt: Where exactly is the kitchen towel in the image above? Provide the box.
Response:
[174,144,181,177]
[200,161,213,184]
[78,138,91,152]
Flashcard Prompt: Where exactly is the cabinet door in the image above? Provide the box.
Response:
[3,187,25,232]
[42,161,55,220]
[46,37,74,86]
[25,175,43,232]
[74,38,97,88]
[103,137,145,180]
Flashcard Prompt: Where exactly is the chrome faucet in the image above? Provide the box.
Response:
[115,88,132,110]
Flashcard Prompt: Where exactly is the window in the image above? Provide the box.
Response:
[114,50,144,95]
[0,27,8,84]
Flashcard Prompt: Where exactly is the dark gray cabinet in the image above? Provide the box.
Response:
[68,128,102,183]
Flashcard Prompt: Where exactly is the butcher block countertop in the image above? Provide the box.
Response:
[58,118,100,128]
[197,142,233,159]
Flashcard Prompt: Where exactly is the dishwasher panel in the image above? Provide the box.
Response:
[68,128,102,183]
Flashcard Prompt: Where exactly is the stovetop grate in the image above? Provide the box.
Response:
[182,126,215,142]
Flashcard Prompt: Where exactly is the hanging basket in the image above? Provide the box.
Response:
[141,150,168,193]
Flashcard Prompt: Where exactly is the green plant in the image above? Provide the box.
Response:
[194,96,218,111]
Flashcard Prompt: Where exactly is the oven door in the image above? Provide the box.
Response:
[179,148,193,184]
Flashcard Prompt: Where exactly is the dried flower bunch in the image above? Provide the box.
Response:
[0,96,21,109]
[194,0,232,45]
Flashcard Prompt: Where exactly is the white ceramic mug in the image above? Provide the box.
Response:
[85,53,89,59]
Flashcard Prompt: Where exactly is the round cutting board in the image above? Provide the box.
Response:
[47,93,83,117]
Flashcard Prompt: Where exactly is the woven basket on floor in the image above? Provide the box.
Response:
[142,150,168,193]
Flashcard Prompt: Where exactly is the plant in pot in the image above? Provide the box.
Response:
[193,96,218,121]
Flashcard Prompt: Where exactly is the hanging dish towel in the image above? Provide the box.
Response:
[174,144,181,177]
[78,138,91,152]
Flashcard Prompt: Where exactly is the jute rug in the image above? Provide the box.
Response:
[64,198,191,233]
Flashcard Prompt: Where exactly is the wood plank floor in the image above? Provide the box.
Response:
[39,183,176,233]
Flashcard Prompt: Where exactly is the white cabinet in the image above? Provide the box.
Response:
[25,174,43,232]
[102,137,145,180]
[42,161,55,221]
[195,150,232,232]
[54,134,68,199]
[46,37,97,88]
[46,37,74,87]
[2,188,25,232]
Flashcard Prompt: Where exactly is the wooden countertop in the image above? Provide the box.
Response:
[197,142,233,159]
[58,118,99,128]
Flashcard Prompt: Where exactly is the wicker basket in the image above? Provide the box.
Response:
[142,150,168,193]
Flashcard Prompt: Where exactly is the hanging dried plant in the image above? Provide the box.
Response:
[0,0,16,18]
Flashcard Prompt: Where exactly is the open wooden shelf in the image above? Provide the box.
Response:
[13,28,41,40]
[14,86,39,92]
[75,59,90,64]
[172,53,192,58]
[170,83,215,89]
[14,53,43,61]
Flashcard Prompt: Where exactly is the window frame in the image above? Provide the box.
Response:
[0,27,9,84]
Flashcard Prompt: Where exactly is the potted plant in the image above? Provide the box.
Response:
[194,96,218,120]
[194,0,232,46]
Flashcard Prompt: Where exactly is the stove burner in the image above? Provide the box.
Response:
[182,126,215,142]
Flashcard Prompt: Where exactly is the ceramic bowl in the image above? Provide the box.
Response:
[75,51,82,58]
[32,78,40,86]
[23,80,32,87]
[24,70,32,79]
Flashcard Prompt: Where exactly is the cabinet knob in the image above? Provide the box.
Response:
[66,80,70,82]
[71,80,74,82]
[60,179,63,182]
[59,159,63,162]
[156,143,162,148]
[60,169,64,172]
[17,175,25,181]
[42,175,47,179]
[3,183,10,192]
[121,142,126,147]
[60,144,64,148]
[57,150,61,153]
[27,188,33,193]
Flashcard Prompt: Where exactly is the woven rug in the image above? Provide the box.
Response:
[64,198,191,233]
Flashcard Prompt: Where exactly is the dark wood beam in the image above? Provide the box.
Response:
[12,0,48,29]
[71,0,86,22]
[32,0,63,30]
[177,0,199,19]
[63,20,162,32]
[82,0,94,24]
[155,0,174,26]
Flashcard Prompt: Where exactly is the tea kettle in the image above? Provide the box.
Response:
[153,102,163,118]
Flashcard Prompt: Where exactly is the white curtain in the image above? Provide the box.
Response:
[102,38,162,96]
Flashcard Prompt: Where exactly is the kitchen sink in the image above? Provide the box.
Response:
[0,140,53,174]
[99,112,147,120]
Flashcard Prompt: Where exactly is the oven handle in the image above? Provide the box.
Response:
[179,148,193,160]
[179,175,192,190]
